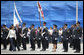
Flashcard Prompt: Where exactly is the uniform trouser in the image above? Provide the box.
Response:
[37,40,41,48]
[63,39,68,51]
[42,39,47,50]
[46,40,49,48]
[49,35,52,43]
[30,39,32,48]
[31,39,35,50]
[69,37,73,47]
[58,36,62,43]
[22,38,26,50]
[9,38,16,51]
[15,39,20,50]
[75,39,81,51]
[73,39,76,49]
[26,37,29,44]
[2,38,7,49]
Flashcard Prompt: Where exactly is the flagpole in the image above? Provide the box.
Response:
[39,11,41,26]
[76,1,78,23]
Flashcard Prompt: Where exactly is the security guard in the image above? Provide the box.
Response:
[36,27,42,48]
[30,24,36,51]
[20,23,28,50]
[62,24,69,52]
[40,22,48,51]
[74,22,82,53]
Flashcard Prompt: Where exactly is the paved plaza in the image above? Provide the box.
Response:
[1,43,83,54]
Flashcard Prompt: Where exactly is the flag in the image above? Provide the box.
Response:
[37,1,44,20]
[13,2,22,26]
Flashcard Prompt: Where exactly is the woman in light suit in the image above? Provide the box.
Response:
[6,26,16,51]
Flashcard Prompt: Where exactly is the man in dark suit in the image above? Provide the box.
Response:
[21,23,28,50]
[69,24,74,48]
[14,24,21,51]
[72,24,77,50]
[40,22,49,51]
[36,27,42,49]
[2,24,9,50]
[62,24,69,52]
[30,24,36,51]
[74,22,82,53]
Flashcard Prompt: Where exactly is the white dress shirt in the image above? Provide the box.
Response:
[59,30,63,36]
[7,29,16,39]
[48,29,53,35]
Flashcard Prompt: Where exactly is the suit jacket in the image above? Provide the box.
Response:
[62,28,69,41]
[2,28,9,39]
[42,27,49,40]
[15,27,21,39]
[75,26,82,39]
[36,30,42,40]
[30,28,36,40]
[52,28,58,40]
[21,27,28,38]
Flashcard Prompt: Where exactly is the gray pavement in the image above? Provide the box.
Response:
[1,43,83,54]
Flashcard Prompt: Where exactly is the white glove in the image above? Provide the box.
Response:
[24,36,26,38]
[67,38,68,40]
[33,38,35,40]
[55,38,57,40]
[39,38,41,40]
[71,35,72,37]
[45,37,48,40]
[61,36,63,38]
[41,32,45,36]
[73,35,75,37]
[79,37,81,39]
[15,37,16,40]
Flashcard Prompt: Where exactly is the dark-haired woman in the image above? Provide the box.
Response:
[6,26,16,51]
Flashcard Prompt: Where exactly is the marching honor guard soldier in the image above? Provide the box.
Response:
[20,23,28,50]
[40,22,48,51]
[74,22,82,53]
[62,24,69,52]
[2,24,9,50]
[37,27,42,49]
[52,24,58,52]
[30,24,36,51]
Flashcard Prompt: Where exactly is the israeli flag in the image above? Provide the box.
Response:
[13,2,22,26]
